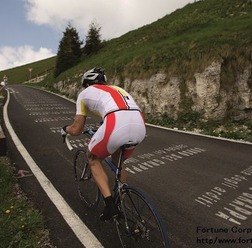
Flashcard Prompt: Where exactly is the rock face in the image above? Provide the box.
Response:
[123,74,181,119]
[192,61,223,119]
[54,61,252,121]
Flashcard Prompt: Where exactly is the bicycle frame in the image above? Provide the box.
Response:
[65,130,169,247]
[68,129,137,231]
[66,128,133,191]
[104,147,132,232]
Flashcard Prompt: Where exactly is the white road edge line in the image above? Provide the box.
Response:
[4,89,103,248]
[146,124,252,145]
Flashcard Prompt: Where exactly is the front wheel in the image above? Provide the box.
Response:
[74,149,100,209]
[115,186,169,248]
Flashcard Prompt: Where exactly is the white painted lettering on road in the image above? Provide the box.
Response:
[50,126,207,176]
[195,166,252,225]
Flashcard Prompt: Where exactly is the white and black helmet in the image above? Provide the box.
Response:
[81,67,107,87]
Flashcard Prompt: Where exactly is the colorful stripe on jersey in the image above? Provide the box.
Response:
[91,112,116,159]
[80,100,88,116]
[93,85,130,110]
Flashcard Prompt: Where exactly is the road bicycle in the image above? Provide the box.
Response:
[65,128,169,248]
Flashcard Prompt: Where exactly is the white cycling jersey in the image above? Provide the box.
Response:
[75,84,146,159]
[76,84,141,118]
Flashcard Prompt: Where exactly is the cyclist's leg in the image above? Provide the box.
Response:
[109,110,146,178]
[121,163,127,183]
[87,149,119,220]
[87,118,113,198]
[111,151,126,183]
[111,148,134,183]
[86,150,111,197]
[74,149,100,208]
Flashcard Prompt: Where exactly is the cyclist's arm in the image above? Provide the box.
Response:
[65,115,86,136]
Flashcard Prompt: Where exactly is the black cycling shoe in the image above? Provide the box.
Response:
[100,204,119,222]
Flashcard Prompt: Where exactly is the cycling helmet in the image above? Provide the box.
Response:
[81,67,107,87]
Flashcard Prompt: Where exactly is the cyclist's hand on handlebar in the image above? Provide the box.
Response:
[60,125,68,143]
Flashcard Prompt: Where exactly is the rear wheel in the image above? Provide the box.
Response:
[115,186,169,248]
[74,149,100,209]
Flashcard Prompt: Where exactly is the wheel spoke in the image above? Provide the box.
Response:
[115,187,169,247]
[74,150,100,209]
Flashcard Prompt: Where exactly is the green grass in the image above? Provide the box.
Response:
[0,157,53,248]
[1,0,252,85]
[0,91,53,248]
[146,114,252,143]
[0,56,56,85]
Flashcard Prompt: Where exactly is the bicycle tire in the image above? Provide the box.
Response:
[115,186,169,248]
[74,149,100,209]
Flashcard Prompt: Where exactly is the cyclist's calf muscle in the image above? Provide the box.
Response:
[87,150,111,198]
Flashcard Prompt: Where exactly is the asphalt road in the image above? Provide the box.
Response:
[2,85,252,248]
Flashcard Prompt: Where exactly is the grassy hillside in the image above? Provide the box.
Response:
[1,0,252,85]
[0,56,55,85]
[94,0,252,80]
[56,0,252,82]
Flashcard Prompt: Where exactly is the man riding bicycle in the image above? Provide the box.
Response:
[61,67,146,221]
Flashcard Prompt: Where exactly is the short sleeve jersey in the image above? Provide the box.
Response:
[76,84,141,118]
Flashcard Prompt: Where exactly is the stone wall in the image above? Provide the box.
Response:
[54,60,252,121]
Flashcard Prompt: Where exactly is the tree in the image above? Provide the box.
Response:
[84,22,102,55]
[54,24,83,77]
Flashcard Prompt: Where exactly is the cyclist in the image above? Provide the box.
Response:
[61,67,146,221]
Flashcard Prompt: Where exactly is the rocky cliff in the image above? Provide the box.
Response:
[54,60,252,121]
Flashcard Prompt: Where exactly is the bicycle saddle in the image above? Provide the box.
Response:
[121,142,138,149]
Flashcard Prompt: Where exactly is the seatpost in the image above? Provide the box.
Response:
[115,146,125,181]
